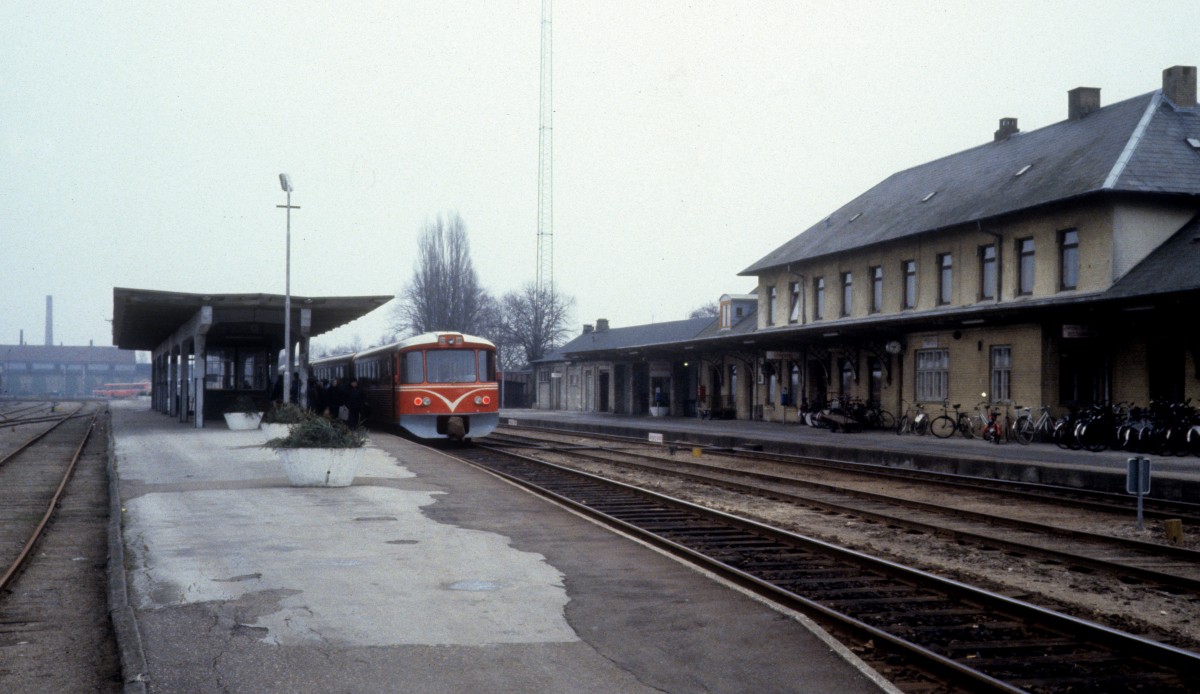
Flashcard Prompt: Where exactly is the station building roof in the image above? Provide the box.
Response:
[111,287,392,351]
[742,85,1200,276]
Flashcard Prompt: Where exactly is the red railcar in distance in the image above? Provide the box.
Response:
[93,382,151,398]
[312,332,498,440]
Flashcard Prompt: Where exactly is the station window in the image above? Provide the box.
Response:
[870,266,882,313]
[915,348,949,402]
[979,244,997,300]
[788,282,801,323]
[1017,238,1035,295]
[902,260,917,309]
[767,286,778,325]
[1060,229,1079,290]
[937,253,953,305]
[991,346,1012,402]
[840,272,853,317]
[813,277,825,320]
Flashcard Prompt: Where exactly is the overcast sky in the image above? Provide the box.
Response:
[4,1,1199,351]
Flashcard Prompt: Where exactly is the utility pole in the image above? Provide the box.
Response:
[536,0,554,296]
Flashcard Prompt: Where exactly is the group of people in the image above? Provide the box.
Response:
[273,373,367,427]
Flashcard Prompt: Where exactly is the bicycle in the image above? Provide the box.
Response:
[896,401,930,435]
[977,402,1004,444]
[929,401,968,439]
[1013,405,1053,445]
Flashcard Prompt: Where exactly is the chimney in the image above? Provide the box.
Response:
[45,295,53,346]
[1068,87,1101,120]
[994,117,1019,142]
[20,329,24,345]
[595,318,610,332]
[582,324,594,334]
[1163,65,1197,107]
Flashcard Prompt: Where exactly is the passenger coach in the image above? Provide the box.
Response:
[313,332,499,440]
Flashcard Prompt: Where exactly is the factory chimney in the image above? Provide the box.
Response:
[45,296,53,346]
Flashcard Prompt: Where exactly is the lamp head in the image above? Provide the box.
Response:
[279,173,293,192]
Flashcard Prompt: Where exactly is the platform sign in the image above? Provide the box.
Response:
[1126,457,1151,494]
[1126,456,1151,530]
[648,432,664,444]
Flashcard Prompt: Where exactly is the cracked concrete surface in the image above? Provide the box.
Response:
[111,403,887,693]
[119,424,574,648]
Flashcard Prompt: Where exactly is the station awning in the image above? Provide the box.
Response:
[112,287,392,351]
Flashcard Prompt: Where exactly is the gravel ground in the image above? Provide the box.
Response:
[519,432,1200,653]
[0,402,122,692]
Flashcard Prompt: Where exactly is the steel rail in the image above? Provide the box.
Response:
[0,412,97,593]
[458,442,1200,692]
[495,424,1200,524]
[518,438,1200,593]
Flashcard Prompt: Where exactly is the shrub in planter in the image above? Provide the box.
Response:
[223,395,264,430]
[265,416,366,449]
[260,402,309,438]
[266,417,366,487]
[263,402,309,424]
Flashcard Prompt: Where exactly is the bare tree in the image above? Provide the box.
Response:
[688,301,719,319]
[494,282,574,369]
[390,213,491,336]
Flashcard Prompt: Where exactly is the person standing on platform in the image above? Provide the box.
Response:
[326,378,342,420]
[308,377,325,414]
[345,379,366,428]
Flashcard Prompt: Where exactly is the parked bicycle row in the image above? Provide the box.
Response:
[799,396,1200,456]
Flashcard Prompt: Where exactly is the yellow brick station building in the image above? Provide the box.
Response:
[537,67,1200,423]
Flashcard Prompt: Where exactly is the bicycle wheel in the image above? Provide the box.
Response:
[1188,427,1200,457]
[913,414,929,436]
[1053,421,1074,449]
[957,414,974,439]
[877,410,895,429]
[1013,416,1034,445]
[930,415,956,438]
[895,415,908,435]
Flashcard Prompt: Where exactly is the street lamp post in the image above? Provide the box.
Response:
[277,174,300,404]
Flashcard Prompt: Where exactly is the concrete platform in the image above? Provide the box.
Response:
[498,409,1200,503]
[107,401,892,693]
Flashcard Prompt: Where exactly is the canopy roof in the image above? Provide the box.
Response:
[112,287,392,351]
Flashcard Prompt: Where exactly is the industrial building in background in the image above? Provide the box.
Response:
[0,296,149,397]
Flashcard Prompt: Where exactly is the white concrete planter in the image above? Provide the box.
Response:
[260,423,292,440]
[224,412,263,430]
[649,406,668,417]
[276,448,363,487]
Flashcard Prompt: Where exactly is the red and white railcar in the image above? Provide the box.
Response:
[312,332,498,440]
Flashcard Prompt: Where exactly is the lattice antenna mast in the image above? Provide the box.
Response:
[535,0,554,296]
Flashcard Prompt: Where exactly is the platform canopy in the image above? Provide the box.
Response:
[112,287,392,351]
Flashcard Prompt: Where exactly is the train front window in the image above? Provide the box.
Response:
[426,350,477,383]
[402,352,424,384]
[478,350,496,382]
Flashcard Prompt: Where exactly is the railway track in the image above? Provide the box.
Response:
[0,400,121,692]
[454,435,1200,692]
[488,431,1200,596]
[494,424,1200,525]
[0,402,98,593]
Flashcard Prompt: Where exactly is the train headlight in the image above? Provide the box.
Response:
[474,396,483,405]
[413,397,423,406]
[413,397,431,407]
[422,397,431,406]
[482,396,491,405]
